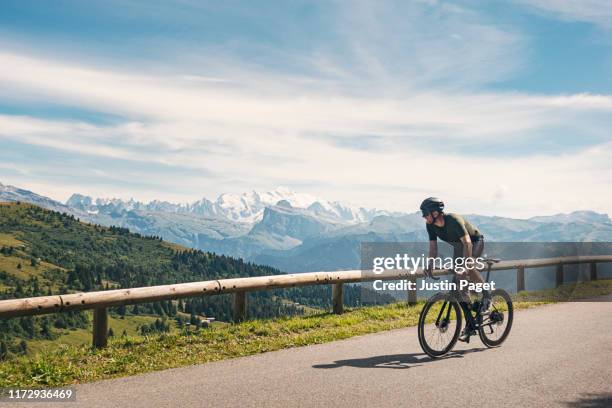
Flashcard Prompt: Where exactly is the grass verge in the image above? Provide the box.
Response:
[1,280,611,387]
[25,314,164,355]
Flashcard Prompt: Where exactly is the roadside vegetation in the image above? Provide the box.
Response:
[0,202,392,357]
[1,279,610,388]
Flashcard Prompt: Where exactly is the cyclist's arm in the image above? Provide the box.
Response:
[460,234,473,258]
[427,240,437,272]
[426,223,438,275]
[428,240,437,258]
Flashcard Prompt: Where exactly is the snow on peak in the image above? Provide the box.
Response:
[211,187,319,223]
[61,187,385,225]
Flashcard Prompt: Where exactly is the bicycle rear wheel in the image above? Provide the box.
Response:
[418,293,462,358]
[478,289,513,347]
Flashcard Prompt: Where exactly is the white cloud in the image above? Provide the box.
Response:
[515,0,612,28]
[530,93,612,109]
[0,1,611,217]
[2,52,611,148]
[1,109,611,217]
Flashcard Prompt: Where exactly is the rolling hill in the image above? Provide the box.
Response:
[0,202,393,359]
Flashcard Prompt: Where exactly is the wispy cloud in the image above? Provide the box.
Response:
[2,52,611,156]
[0,1,611,216]
[514,0,612,28]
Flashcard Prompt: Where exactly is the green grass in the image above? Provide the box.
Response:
[1,280,611,388]
[0,254,56,280]
[25,314,163,355]
[0,230,65,282]
[514,280,612,302]
[0,232,24,247]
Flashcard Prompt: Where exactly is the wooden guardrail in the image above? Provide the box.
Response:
[0,255,611,348]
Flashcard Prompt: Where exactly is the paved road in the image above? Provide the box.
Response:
[9,297,612,408]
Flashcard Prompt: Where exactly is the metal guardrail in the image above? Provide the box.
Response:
[0,255,611,348]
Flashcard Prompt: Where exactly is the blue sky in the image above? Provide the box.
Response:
[0,0,611,217]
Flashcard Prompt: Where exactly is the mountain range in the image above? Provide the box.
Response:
[1,181,611,272]
[66,186,386,225]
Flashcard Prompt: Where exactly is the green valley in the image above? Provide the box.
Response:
[0,202,392,359]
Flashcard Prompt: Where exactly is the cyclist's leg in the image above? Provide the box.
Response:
[471,237,492,311]
[467,236,485,284]
[452,242,479,341]
[451,243,472,303]
[452,273,470,304]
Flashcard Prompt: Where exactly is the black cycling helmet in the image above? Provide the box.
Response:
[420,197,444,216]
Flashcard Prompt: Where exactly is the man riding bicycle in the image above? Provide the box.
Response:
[420,197,490,340]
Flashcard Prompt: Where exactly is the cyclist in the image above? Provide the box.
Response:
[420,197,490,341]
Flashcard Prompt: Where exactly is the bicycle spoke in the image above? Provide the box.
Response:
[422,299,459,352]
[479,292,512,345]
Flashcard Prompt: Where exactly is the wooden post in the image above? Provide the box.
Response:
[92,307,108,348]
[233,291,247,322]
[516,266,525,292]
[407,276,417,306]
[590,263,597,281]
[556,264,564,287]
[332,283,344,314]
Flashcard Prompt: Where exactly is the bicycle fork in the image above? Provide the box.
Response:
[435,300,453,330]
[436,298,477,342]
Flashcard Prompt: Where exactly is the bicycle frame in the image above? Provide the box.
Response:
[420,258,512,356]
[435,296,477,331]
[435,261,495,333]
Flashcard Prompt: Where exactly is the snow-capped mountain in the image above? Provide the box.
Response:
[66,187,386,225]
[4,180,611,273]
[67,194,188,215]
[529,211,611,224]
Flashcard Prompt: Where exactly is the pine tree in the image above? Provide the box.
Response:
[18,339,28,354]
[40,318,52,339]
[0,340,8,360]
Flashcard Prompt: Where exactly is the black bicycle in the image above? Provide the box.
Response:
[417,258,513,358]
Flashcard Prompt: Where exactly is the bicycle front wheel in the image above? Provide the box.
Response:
[478,289,513,347]
[418,293,462,358]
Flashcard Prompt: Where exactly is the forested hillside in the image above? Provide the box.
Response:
[0,202,391,359]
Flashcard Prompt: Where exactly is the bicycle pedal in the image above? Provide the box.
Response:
[458,328,476,343]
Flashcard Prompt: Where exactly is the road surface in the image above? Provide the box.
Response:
[7,297,612,408]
